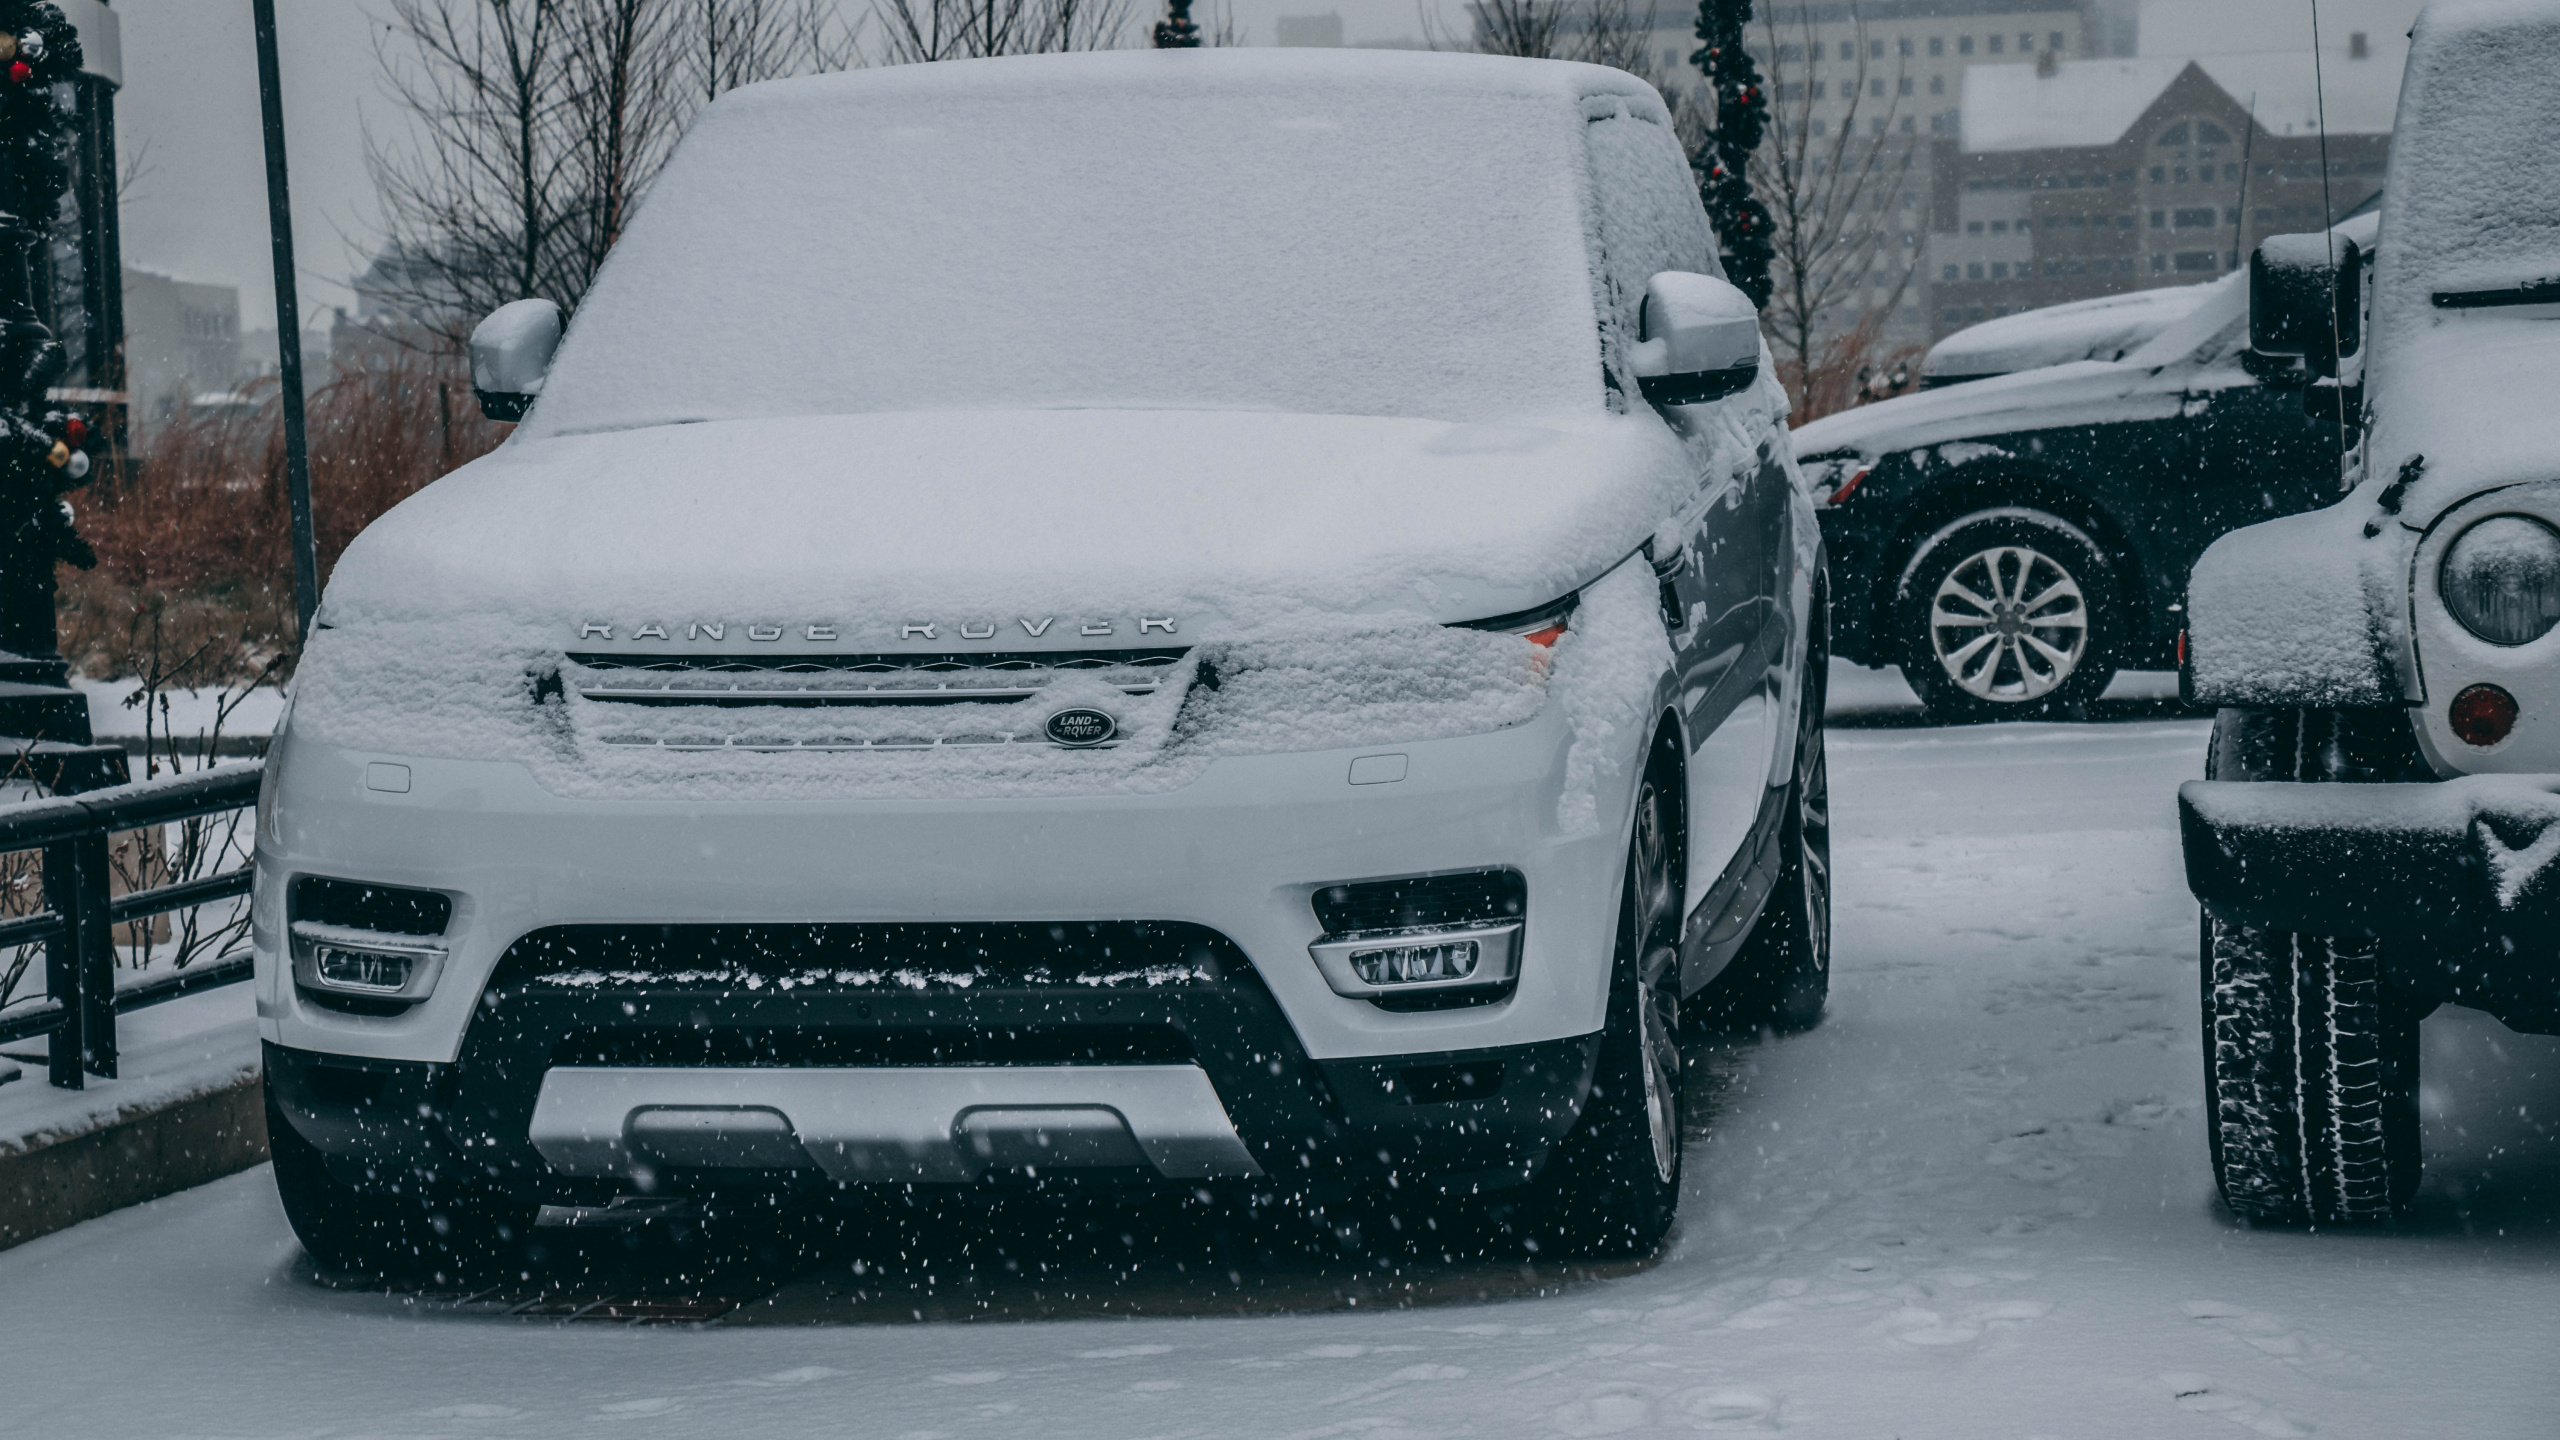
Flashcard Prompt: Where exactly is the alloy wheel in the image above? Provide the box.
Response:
[1630,776,1681,1184]
[1928,544,2089,702]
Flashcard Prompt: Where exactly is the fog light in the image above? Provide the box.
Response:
[2449,683,2518,747]
[1308,920,1520,998]
[291,923,448,1003]
[1348,939,1479,986]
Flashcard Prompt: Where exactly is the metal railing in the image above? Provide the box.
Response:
[0,764,263,1089]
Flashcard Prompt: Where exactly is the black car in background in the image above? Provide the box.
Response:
[1793,217,2371,723]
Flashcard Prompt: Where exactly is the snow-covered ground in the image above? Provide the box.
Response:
[1,715,2554,1437]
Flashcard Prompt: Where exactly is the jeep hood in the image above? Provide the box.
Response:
[319,408,1720,645]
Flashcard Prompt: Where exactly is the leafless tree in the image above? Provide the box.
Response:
[1740,10,1924,411]
[368,0,853,348]
[1435,0,1666,88]
[867,0,1131,62]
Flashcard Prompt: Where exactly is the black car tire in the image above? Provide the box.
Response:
[1700,657,1832,1033]
[267,1081,537,1278]
[2199,707,2432,1225]
[1513,761,1686,1260]
[1896,508,2122,723]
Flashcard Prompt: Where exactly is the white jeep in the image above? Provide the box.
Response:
[2181,0,2560,1224]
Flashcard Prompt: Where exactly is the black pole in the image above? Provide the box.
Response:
[251,0,318,641]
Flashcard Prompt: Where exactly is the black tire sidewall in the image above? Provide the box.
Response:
[1897,509,2123,723]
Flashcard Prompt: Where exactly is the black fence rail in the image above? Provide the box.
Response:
[0,765,263,1089]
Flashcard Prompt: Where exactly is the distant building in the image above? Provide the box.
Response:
[119,267,252,441]
[328,245,458,373]
[1929,50,2394,335]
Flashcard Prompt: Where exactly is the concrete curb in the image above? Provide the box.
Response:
[0,1070,267,1251]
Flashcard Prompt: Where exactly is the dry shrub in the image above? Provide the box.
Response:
[56,349,509,686]
[1774,310,1928,427]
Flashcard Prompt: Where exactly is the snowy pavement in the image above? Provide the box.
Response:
[2,716,2556,1437]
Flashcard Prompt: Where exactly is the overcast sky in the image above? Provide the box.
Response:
[111,0,2413,344]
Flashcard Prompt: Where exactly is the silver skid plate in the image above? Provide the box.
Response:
[526,1065,1263,1183]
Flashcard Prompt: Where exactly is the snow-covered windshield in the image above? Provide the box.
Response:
[2377,3,2560,301]
[519,53,1606,438]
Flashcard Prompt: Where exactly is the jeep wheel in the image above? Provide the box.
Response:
[2202,919,2422,1224]
[1897,509,2120,724]
[1515,761,1685,1259]
[2199,706,2432,1225]
[267,1082,537,1278]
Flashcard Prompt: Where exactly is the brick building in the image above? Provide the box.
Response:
[1927,51,2394,336]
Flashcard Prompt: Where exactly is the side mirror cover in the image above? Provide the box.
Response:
[469,298,563,422]
[1630,271,1762,407]
[2249,234,2360,377]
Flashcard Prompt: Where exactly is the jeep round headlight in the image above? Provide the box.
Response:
[2440,514,2560,645]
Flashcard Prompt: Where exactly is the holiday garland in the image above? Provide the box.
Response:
[1690,0,1774,308]
[0,0,91,596]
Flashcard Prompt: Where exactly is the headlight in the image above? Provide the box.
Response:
[2440,514,2560,645]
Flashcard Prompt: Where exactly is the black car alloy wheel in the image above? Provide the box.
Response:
[1899,508,2121,723]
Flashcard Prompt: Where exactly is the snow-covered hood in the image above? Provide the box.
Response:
[320,408,1705,646]
[1785,358,2181,464]
[2364,310,2560,528]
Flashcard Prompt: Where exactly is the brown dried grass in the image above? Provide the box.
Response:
[55,351,509,686]
[1775,310,1928,427]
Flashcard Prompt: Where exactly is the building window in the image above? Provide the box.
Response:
[2069,214,2087,229]
[2174,251,2217,271]
[2173,166,2189,183]
[2157,121,2189,146]
[1987,33,2004,53]
[2150,209,2165,227]
[2046,215,2062,230]
[1958,35,1973,55]
[2021,31,2035,51]
[1812,118,1827,136]
[1968,220,1984,233]
[2173,207,2216,228]
[1777,43,1804,63]
[2148,165,2165,183]
[2197,121,2233,145]
[2223,163,2240,182]
[2350,31,2369,59]
[1899,75,1914,95]
[1968,263,1985,280]
[1871,39,1885,58]
[1811,79,1826,98]
[1871,77,1885,98]
[1837,41,1853,60]
[1872,117,1888,136]
[1930,74,1945,94]
[1928,35,1944,56]
[1941,266,1960,282]
[2224,206,2241,224]
[2119,214,2135,229]
[1899,36,1913,56]
[1941,307,1964,323]
[1986,219,2004,233]
[2151,253,2167,272]
[2049,31,2064,50]
[1900,115,1916,134]
[2254,206,2274,223]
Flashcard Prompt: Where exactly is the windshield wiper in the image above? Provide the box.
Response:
[2432,278,2560,309]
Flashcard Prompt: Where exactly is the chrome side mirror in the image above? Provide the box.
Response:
[469,298,562,422]
[1630,271,1762,407]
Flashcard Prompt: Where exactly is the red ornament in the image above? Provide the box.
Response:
[8,61,29,84]
[62,415,85,447]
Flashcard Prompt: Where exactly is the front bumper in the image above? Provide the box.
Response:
[255,698,1647,1190]
[2179,777,2560,1032]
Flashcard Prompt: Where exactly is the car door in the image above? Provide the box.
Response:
[2181,355,2348,547]
[1580,102,1785,904]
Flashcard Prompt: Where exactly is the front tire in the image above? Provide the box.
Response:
[2199,707,2432,1225]
[1704,657,1832,1032]
[1897,508,2121,724]
[1515,761,1686,1260]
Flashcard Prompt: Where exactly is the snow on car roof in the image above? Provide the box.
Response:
[521,49,1660,439]
[1922,283,2216,382]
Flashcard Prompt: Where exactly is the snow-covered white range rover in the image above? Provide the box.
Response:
[255,50,1828,1269]
[2180,0,2560,1226]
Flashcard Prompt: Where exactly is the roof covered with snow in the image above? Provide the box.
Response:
[1961,53,2400,152]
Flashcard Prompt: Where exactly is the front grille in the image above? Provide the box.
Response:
[551,1024,1197,1068]
[565,649,1185,707]
[512,921,1232,993]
